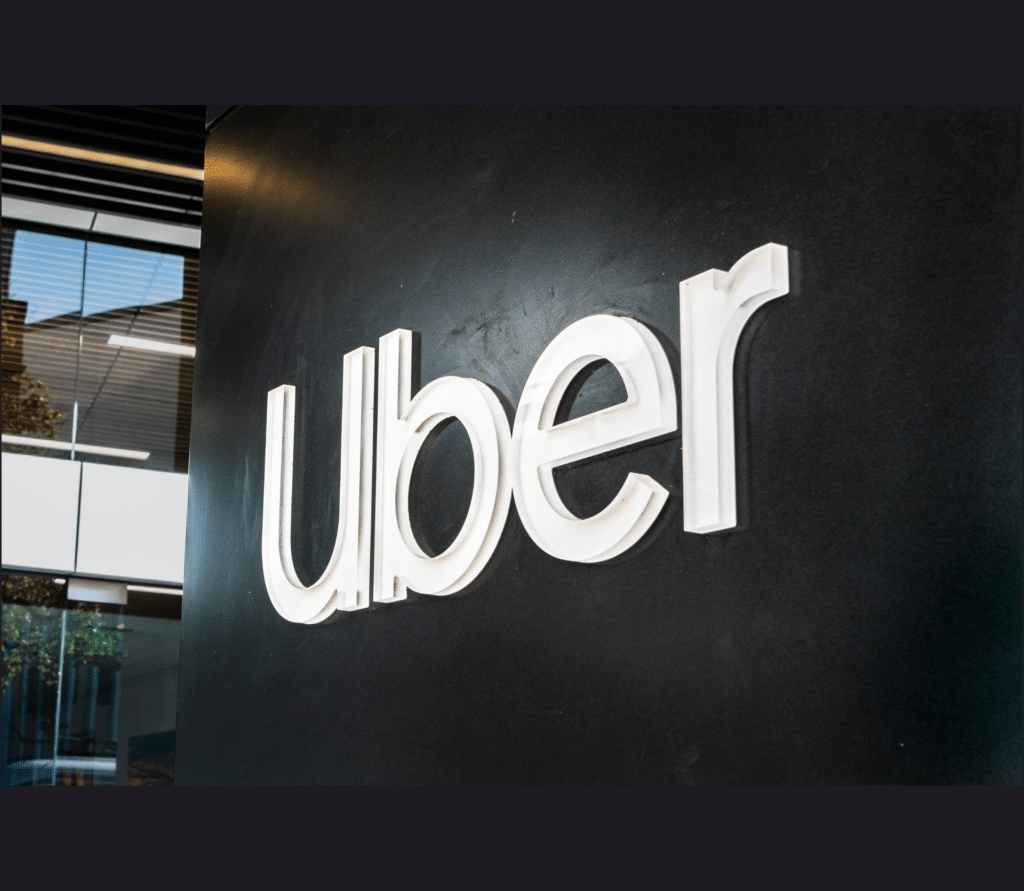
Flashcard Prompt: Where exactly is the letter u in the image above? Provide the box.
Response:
[261,347,375,623]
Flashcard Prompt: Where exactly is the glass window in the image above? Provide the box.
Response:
[2,228,81,450]
[1,572,181,786]
[2,223,197,473]
[2,218,196,786]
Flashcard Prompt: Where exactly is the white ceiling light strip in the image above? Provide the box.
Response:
[3,155,193,198]
[126,584,183,596]
[2,434,149,460]
[107,334,196,358]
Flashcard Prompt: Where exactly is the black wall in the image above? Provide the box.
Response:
[178,107,1021,784]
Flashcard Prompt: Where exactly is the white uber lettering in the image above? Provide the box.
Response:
[261,243,791,620]
[510,315,677,563]
[680,243,789,533]
[373,329,512,602]
[261,346,375,623]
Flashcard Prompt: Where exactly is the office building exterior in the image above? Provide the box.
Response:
[3,106,1021,784]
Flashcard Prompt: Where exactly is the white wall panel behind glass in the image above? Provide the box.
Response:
[76,463,188,584]
[1,452,80,572]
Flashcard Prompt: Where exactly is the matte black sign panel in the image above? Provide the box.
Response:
[178,107,1021,784]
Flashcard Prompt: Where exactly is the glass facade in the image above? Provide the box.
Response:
[1,573,181,785]
[2,220,195,786]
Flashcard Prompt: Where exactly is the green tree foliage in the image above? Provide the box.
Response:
[2,371,66,441]
[2,576,126,691]
[2,292,66,450]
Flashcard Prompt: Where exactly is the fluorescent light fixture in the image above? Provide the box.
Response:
[2,434,149,460]
[107,334,196,358]
[68,577,128,605]
[127,584,183,596]
[2,134,204,181]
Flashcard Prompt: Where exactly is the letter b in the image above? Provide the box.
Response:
[373,330,513,602]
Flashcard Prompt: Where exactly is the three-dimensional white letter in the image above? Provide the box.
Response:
[511,315,677,562]
[679,243,789,533]
[373,329,513,602]
[261,347,375,623]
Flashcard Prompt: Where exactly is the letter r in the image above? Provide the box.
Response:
[679,243,789,533]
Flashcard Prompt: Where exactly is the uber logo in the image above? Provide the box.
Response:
[262,243,790,623]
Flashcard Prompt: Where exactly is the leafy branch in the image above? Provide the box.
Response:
[2,577,127,691]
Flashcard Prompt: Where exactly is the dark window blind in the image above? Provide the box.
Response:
[2,106,204,228]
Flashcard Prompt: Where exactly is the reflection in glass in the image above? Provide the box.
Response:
[2,228,78,452]
[1,224,197,473]
[1,573,180,786]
